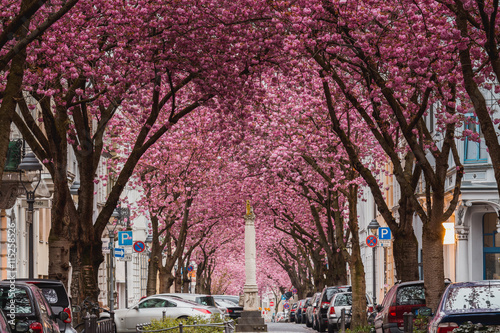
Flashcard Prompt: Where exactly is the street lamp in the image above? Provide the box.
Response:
[69,180,80,196]
[18,152,43,279]
[367,219,380,305]
[107,216,119,312]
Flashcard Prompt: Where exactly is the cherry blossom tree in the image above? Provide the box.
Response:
[0,0,79,182]
[13,0,280,305]
[441,0,500,194]
[269,0,466,310]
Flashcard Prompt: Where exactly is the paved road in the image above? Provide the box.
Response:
[267,322,316,332]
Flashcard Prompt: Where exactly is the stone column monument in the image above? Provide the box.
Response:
[236,201,267,332]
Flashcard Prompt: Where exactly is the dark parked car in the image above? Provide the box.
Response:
[427,280,500,333]
[301,297,311,324]
[306,292,321,328]
[314,285,351,332]
[213,295,242,319]
[295,299,307,324]
[11,279,75,333]
[289,302,297,322]
[374,280,450,333]
[0,281,68,333]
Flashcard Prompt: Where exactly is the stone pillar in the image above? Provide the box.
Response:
[455,226,469,282]
[236,201,267,333]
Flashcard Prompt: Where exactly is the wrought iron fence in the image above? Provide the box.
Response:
[135,320,235,333]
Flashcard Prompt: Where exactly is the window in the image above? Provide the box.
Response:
[0,287,34,314]
[464,115,487,163]
[396,285,425,306]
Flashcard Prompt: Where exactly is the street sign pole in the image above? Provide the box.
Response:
[109,231,115,312]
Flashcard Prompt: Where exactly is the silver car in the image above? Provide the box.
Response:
[327,292,372,333]
[114,295,214,333]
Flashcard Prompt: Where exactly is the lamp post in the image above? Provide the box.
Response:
[107,221,118,312]
[18,152,43,279]
[367,219,381,305]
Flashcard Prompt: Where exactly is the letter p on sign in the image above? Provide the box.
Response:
[378,227,391,240]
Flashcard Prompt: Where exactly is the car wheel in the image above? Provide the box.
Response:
[306,316,312,328]
[312,317,318,330]
[318,320,326,332]
[328,323,336,333]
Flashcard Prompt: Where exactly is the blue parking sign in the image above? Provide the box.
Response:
[378,227,391,240]
[118,231,133,246]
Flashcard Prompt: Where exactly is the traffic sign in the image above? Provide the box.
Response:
[366,235,377,248]
[118,231,133,246]
[114,248,125,258]
[283,303,289,309]
[187,265,194,272]
[133,241,145,253]
[379,227,391,240]
[270,301,274,307]
[292,288,297,294]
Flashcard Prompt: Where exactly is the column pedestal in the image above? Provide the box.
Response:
[235,310,267,332]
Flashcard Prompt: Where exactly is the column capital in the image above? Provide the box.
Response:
[455,225,470,240]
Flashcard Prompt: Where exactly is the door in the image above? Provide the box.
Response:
[483,213,500,279]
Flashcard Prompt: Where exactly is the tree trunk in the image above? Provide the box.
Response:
[422,214,446,312]
[391,198,420,282]
[158,266,175,293]
[146,250,160,296]
[350,243,367,328]
[70,239,104,307]
[0,0,29,183]
[347,185,367,329]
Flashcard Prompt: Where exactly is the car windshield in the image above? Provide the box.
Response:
[396,285,425,306]
[325,286,351,302]
[0,287,34,315]
[444,285,500,312]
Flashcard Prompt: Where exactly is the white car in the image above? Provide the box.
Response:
[114,295,214,332]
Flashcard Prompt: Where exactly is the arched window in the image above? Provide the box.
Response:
[483,213,500,279]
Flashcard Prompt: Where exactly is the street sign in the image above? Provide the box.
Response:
[283,303,289,309]
[118,231,133,246]
[114,248,125,258]
[270,301,274,307]
[366,235,377,248]
[133,241,145,253]
[292,288,297,294]
[102,238,110,254]
[187,265,194,272]
[379,227,391,240]
[119,254,132,261]
[21,199,50,209]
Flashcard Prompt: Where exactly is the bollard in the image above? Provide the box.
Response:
[403,312,414,333]
[179,322,183,333]
[163,310,166,320]
[340,308,346,333]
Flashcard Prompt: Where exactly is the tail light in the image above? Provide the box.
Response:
[64,307,72,323]
[30,322,43,333]
[329,307,335,315]
[194,308,212,314]
[321,301,330,309]
[227,309,234,314]
[437,322,458,333]
[388,306,397,319]
[367,306,373,312]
